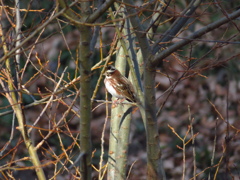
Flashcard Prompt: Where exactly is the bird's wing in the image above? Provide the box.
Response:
[112,76,136,102]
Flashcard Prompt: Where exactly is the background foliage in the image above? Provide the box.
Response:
[0,0,240,179]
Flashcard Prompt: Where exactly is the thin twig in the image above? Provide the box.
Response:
[28,67,68,134]
[0,0,80,64]
[188,106,196,180]
[208,118,218,180]
[0,113,15,156]
[35,84,81,150]
[152,8,240,65]
[126,160,138,180]
[98,92,109,180]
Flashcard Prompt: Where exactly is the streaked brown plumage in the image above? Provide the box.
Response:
[104,65,136,103]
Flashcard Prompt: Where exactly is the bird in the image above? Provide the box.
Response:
[104,65,136,103]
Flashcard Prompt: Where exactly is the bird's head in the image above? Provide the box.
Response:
[104,65,119,77]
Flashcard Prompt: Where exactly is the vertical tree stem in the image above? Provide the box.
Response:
[144,62,165,180]
[78,3,92,179]
[0,2,47,179]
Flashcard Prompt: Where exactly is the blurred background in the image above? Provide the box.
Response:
[0,0,240,179]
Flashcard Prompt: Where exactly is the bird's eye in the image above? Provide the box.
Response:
[107,65,115,71]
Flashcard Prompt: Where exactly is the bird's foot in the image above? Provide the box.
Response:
[112,98,124,108]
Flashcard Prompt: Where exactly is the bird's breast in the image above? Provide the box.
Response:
[104,79,124,99]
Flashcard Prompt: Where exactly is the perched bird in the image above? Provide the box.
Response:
[104,65,136,103]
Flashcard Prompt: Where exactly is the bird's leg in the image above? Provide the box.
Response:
[118,99,125,104]
[112,98,124,107]
[117,98,125,107]
[111,98,119,108]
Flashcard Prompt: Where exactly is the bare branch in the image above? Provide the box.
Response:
[152,8,240,66]
[88,0,115,23]
[0,0,79,65]
[123,0,151,60]
[152,0,203,54]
